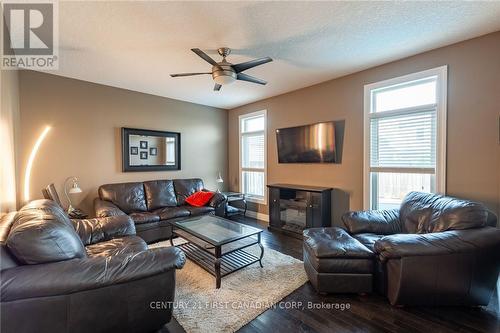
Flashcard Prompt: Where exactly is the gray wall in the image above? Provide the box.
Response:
[18,71,228,215]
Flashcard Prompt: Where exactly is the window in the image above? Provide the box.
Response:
[239,110,267,203]
[165,137,176,165]
[364,66,447,210]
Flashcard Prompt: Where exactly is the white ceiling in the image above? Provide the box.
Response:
[46,1,500,109]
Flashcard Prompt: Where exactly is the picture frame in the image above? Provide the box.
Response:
[150,147,157,156]
[130,146,139,155]
[140,151,148,159]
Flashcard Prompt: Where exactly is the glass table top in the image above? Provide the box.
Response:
[173,215,262,246]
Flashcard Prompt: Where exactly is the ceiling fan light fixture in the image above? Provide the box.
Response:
[213,74,236,85]
[212,67,237,85]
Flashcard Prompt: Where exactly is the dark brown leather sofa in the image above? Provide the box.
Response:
[304,192,500,306]
[0,199,186,333]
[95,178,226,243]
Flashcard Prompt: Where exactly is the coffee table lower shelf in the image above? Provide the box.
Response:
[178,242,262,288]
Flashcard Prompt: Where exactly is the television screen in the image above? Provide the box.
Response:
[276,121,337,163]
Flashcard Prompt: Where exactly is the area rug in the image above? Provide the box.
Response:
[149,239,308,333]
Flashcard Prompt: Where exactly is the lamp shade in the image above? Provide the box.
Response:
[64,176,82,212]
[66,177,82,195]
[216,171,224,183]
[68,185,82,194]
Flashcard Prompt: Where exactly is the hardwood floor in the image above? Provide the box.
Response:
[164,216,500,333]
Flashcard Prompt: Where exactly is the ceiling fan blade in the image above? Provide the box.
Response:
[232,57,273,73]
[214,83,222,91]
[170,72,211,77]
[237,73,267,85]
[191,48,219,66]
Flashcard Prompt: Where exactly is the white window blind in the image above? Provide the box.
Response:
[364,67,447,210]
[370,110,436,171]
[240,111,267,203]
[242,134,265,169]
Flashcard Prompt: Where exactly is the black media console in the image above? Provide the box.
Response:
[267,183,332,239]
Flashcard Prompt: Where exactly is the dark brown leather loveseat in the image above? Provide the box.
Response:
[0,199,186,333]
[304,192,500,306]
[95,178,226,243]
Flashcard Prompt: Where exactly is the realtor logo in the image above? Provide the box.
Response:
[2,1,58,69]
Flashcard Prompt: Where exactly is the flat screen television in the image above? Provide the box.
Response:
[276,121,337,163]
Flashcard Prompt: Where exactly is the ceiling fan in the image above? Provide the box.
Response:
[170,47,273,91]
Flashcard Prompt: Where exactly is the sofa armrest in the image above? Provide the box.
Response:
[374,227,500,261]
[94,198,126,218]
[208,191,226,208]
[342,209,401,235]
[1,246,186,302]
[204,191,227,217]
[486,210,498,227]
[71,215,136,245]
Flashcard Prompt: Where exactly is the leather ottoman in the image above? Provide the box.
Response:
[303,227,374,293]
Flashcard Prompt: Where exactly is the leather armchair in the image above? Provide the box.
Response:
[1,199,186,333]
[341,192,500,306]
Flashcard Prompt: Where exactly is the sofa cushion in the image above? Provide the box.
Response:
[185,206,215,216]
[6,200,87,264]
[143,180,177,210]
[303,227,373,259]
[400,192,489,234]
[129,212,160,224]
[154,207,191,220]
[185,191,214,207]
[342,209,401,235]
[86,235,148,257]
[173,178,204,206]
[303,245,373,273]
[98,182,147,213]
[353,233,385,252]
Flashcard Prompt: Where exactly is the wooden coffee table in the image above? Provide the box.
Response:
[170,215,264,288]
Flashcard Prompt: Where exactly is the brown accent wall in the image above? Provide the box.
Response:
[228,32,500,222]
[18,71,227,215]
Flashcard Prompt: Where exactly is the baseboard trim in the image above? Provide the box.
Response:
[245,210,269,222]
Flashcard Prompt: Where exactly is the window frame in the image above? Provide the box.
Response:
[363,66,447,210]
[239,109,267,204]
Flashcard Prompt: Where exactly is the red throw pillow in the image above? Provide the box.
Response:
[185,191,215,207]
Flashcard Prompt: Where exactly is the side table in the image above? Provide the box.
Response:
[221,191,247,217]
[68,207,88,219]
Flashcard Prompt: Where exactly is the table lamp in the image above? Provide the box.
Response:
[64,176,82,214]
[216,172,223,193]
